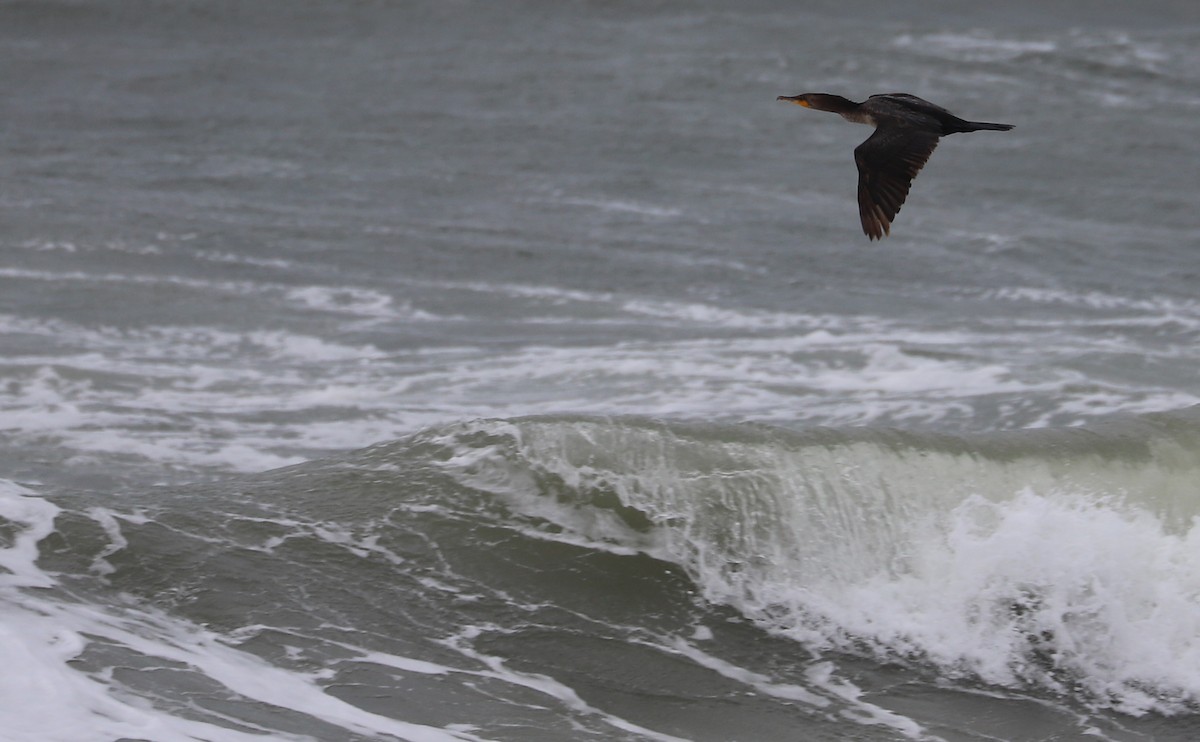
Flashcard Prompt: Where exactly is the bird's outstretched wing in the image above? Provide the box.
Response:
[853,127,939,240]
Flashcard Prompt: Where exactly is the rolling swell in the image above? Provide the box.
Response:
[432,407,1200,714]
[9,408,1200,739]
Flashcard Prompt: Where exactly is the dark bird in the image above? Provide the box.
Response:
[777,92,1014,240]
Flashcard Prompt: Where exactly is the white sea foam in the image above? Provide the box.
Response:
[0,266,264,295]
[984,285,1200,316]
[285,285,440,321]
[793,490,1200,716]
[892,31,1057,62]
[0,597,485,742]
[437,626,694,742]
[892,27,1182,102]
[0,268,443,324]
[547,195,683,218]
[663,637,830,707]
[4,279,1198,480]
[194,249,295,269]
[0,480,58,589]
[0,484,485,742]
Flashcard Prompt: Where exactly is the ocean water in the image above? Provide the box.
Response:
[3,0,1200,739]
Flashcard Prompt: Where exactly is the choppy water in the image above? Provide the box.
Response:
[3,0,1200,739]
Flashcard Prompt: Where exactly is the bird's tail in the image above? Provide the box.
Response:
[960,120,1015,132]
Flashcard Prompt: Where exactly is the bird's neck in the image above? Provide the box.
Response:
[806,94,859,114]
[807,94,873,125]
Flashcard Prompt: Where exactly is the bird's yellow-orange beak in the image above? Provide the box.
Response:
[777,95,810,107]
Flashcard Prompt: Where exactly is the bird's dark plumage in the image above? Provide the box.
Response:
[776,92,1014,240]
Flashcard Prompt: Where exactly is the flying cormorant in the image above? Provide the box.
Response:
[777,92,1014,240]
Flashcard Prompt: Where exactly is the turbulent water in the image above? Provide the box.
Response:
[4,0,1200,740]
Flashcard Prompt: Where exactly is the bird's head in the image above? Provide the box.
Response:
[776,93,856,114]
[777,93,813,108]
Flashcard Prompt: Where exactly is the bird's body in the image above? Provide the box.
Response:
[777,92,1014,240]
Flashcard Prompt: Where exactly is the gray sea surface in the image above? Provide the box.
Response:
[3,1,1200,740]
